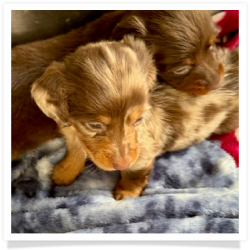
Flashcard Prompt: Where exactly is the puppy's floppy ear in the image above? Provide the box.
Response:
[31,61,71,128]
[122,35,157,91]
[110,15,147,40]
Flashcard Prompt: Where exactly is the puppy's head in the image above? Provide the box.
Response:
[111,10,224,96]
[31,36,156,171]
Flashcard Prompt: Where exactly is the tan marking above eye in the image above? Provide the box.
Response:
[126,106,146,125]
[208,36,216,46]
[184,58,195,65]
[99,115,111,125]
[70,126,76,132]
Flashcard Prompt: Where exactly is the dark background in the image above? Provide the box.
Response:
[11,10,222,47]
[11,10,112,47]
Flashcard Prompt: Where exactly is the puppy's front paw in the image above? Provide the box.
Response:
[52,158,84,186]
[113,187,141,200]
[113,179,145,200]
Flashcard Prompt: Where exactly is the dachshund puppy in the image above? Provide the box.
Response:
[12,10,224,159]
[31,37,238,200]
[31,36,157,199]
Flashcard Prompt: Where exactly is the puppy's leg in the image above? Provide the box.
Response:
[113,162,153,200]
[52,126,87,185]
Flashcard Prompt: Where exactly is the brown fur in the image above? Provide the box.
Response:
[12,10,223,95]
[111,10,224,95]
[30,37,238,199]
[31,37,157,196]
[12,10,223,158]
[11,11,223,159]
[151,47,238,153]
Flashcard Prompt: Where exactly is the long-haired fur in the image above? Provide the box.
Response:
[13,10,223,95]
[12,10,225,158]
[30,37,238,199]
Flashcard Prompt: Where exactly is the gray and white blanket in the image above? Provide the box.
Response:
[11,138,239,233]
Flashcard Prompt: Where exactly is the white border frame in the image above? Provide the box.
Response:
[3,2,247,242]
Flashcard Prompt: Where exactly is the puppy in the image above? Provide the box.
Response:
[31,36,157,200]
[12,10,224,159]
[31,36,238,200]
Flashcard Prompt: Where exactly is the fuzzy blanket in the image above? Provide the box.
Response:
[11,138,239,233]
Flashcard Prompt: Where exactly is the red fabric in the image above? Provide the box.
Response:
[210,131,239,167]
[225,32,239,50]
[210,10,239,167]
[216,10,239,50]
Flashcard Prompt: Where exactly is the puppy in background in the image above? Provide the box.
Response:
[31,36,238,200]
[111,10,225,95]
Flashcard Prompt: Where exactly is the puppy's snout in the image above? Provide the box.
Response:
[194,79,207,89]
[113,158,131,171]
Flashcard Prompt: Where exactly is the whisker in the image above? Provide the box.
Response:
[93,166,106,175]
[84,162,98,174]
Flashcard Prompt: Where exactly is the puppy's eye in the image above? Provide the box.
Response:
[86,122,105,131]
[134,117,143,126]
[173,65,191,75]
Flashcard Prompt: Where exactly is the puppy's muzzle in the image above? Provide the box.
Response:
[112,158,131,170]
[189,62,225,95]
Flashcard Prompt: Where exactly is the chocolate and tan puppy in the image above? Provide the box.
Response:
[30,36,238,200]
[12,10,224,159]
